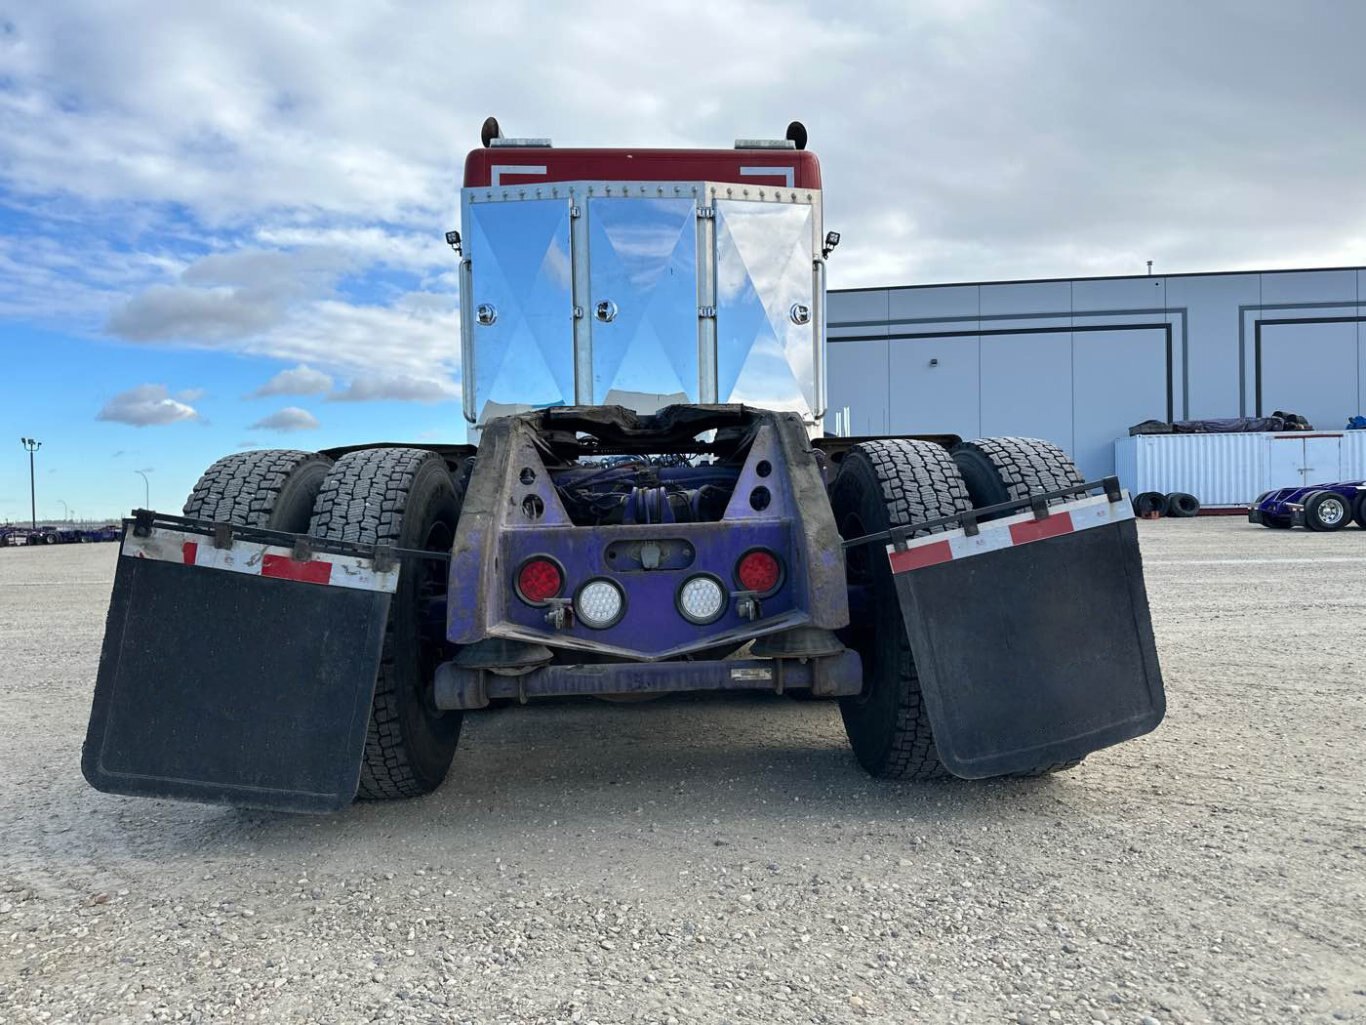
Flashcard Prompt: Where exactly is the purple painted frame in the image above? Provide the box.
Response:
[446,405,849,662]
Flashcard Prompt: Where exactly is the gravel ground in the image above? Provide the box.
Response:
[1,519,1363,1024]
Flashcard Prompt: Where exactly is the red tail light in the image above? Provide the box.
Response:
[736,549,781,594]
[517,557,563,604]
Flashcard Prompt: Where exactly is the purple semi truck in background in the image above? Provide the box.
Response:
[82,121,1166,813]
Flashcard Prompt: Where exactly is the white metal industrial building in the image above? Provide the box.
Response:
[826,266,1366,492]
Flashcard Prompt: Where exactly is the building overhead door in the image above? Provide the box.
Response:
[1072,328,1170,481]
[825,339,888,435]
[1257,320,1360,431]
[887,336,980,439]
[979,332,1072,452]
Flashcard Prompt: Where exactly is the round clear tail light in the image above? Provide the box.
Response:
[575,578,625,629]
[736,549,782,594]
[516,557,563,605]
[677,574,726,624]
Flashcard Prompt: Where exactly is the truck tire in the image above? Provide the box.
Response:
[1303,490,1350,532]
[829,439,970,781]
[1166,492,1201,517]
[184,449,333,532]
[308,448,463,800]
[1355,493,1366,529]
[951,436,1084,516]
[951,436,1088,777]
[1132,491,1169,518]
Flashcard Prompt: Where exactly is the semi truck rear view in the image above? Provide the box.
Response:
[82,120,1165,812]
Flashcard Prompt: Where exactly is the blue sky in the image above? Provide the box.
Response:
[2,1,1364,522]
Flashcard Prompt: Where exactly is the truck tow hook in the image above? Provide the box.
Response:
[734,593,761,622]
[544,599,574,630]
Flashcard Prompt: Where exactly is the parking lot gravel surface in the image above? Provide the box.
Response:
[1,519,1363,1024]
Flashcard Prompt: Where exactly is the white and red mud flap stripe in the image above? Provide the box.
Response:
[121,527,400,594]
[887,492,1135,575]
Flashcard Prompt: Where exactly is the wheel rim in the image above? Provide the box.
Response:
[1320,499,1345,525]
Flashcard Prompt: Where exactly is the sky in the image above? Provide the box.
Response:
[1,0,1364,522]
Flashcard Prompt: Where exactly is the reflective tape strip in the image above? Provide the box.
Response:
[887,492,1133,575]
[121,527,400,593]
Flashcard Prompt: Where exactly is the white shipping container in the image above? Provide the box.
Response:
[1114,432,1366,507]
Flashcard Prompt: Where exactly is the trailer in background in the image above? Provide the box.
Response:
[1115,430,1366,509]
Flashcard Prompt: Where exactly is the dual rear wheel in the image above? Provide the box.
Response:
[183,448,463,800]
[829,436,1086,781]
[188,434,1085,798]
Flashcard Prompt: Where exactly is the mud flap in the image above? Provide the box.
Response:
[887,491,1165,778]
[82,518,400,813]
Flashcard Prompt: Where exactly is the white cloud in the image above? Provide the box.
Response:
[0,2,863,225]
[105,247,353,342]
[253,226,450,273]
[98,236,461,389]
[249,406,320,431]
[96,384,201,427]
[251,364,334,398]
[254,297,460,380]
[0,0,1362,367]
[0,229,187,327]
[106,282,280,341]
[329,373,457,404]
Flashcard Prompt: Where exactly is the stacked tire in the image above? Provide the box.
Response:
[1131,491,1200,518]
[1166,492,1201,517]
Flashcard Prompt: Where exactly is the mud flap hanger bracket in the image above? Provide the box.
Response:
[841,476,1125,552]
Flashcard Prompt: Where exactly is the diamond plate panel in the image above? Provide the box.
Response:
[466,199,575,418]
[715,201,815,416]
[587,197,699,410]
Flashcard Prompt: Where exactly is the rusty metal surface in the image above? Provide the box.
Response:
[433,650,862,709]
[446,405,850,659]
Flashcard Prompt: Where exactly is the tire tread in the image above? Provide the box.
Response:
[838,440,971,782]
[183,449,328,528]
[309,448,459,800]
[955,436,1084,503]
[952,437,1091,777]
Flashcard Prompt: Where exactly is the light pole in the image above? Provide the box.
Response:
[134,469,151,509]
[19,438,40,530]
[58,499,69,522]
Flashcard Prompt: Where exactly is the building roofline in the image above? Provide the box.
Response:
[830,263,1366,294]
